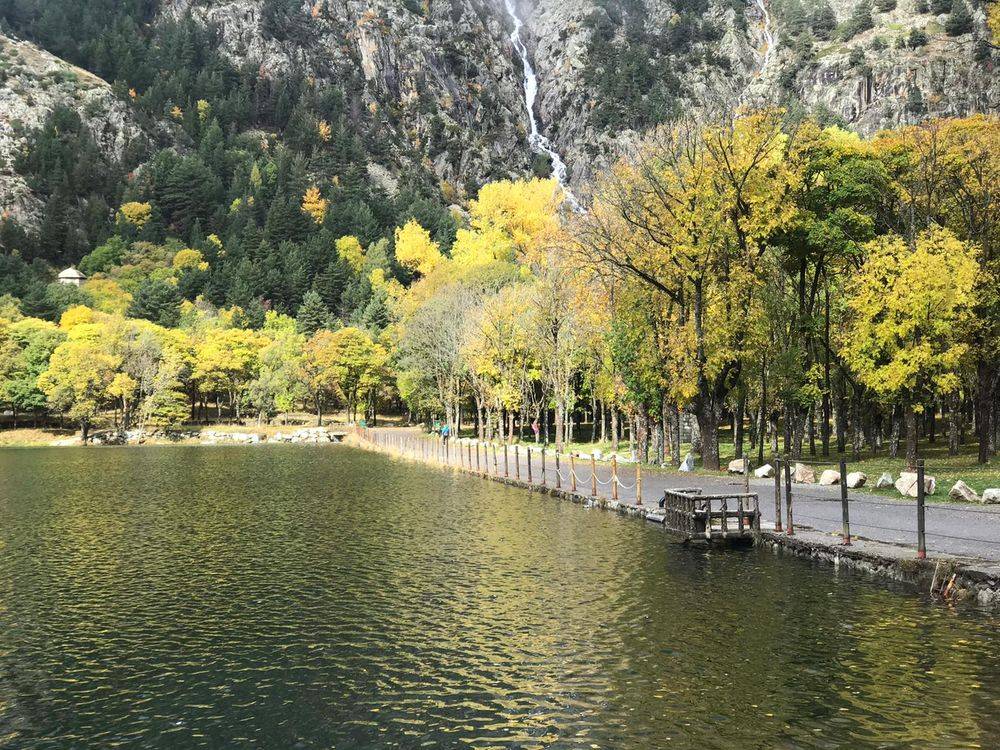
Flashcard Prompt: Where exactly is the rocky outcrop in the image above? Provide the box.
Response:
[158,0,533,196]
[771,1,999,135]
[0,33,149,229]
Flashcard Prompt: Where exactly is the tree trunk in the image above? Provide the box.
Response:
[904,403,919,470]
[976,359,996,464]
[637,402,650,464]
[734,394,745,460]
[947,392,960,455]
[610,408,619,452]
[693,394,721,470]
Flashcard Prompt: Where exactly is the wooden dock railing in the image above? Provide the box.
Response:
[662,488,761,542]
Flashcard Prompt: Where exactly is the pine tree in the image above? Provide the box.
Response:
[128,279,182,327]
[945,0,973,35]
[296,290,331,335]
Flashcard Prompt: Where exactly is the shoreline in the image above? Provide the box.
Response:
[345,431,1000,609]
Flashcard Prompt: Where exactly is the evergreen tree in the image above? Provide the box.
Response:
[810,1,838,39]
[128,279,182,327]
[944,0,973,35]
[296,290,331,335]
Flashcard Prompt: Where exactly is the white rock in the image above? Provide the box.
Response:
[846,472,867,489]
[949,480,980,503]
[876,472,894,488]
[982,489,1000,505]
[895,471,937,498]
[793,463,816,484]
[818,469,841,486]
[728,458,748,473]
[679,453,695,472]
[754,463,775,478]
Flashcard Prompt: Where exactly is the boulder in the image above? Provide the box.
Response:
[982,489,1000,505]
[793,463,816,484]
[846,472,867,489]
[728,458,748,474]
[894,471,937,498]
[876,472,894,488]
[818,469,841,486]
[754,463,775,479]
[679,453,695,472]
[949,480,980,503]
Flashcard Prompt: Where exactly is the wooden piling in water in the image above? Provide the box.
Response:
[570,454,577,493]
[784,456,794,536]
[773,456,783,532]
[840,457,851,545]
[591,454,597,497]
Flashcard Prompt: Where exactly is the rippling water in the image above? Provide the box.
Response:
[1,445,999,749]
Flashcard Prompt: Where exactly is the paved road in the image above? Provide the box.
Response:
[365,430,1000,564]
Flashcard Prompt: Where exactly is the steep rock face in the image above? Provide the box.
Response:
[0,34,148,228]
[518,0,762,191]
[765,0,999,133]
[160,0,533,194]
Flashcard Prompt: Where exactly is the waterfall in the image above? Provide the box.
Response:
[502,0,582,211]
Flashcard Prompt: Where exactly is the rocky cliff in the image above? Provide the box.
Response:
[158,0,534,196]
[0,33,150,228]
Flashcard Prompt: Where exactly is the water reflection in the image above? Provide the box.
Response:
[0,445,997,748]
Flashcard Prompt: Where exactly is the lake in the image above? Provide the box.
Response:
[1,445,998,748]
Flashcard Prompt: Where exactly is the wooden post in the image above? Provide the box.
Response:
[527,447,533,483]
[541,448,546,486]
[555,452,561,489]
[840,457,851,545]
[773,456,783,532]
[612,455,619,501]
[784,455,794,535]
[476,441,481,473]
[504,443,509,478]
[570,454,577,493]
[492,443,498,475]
[515,445,521,480]
[590,454,597,497]
[636,463,642,506]
[917,459,927,559]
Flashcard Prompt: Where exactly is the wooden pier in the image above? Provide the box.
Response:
[648,488,761,543]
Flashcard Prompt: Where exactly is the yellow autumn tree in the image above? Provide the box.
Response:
[336,235,365,273]
[117,201,152,229]
[301,186,329,224]
[394,220,443,276]
[840,227,978,467]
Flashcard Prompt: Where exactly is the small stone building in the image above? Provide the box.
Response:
[57,267,86,286]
